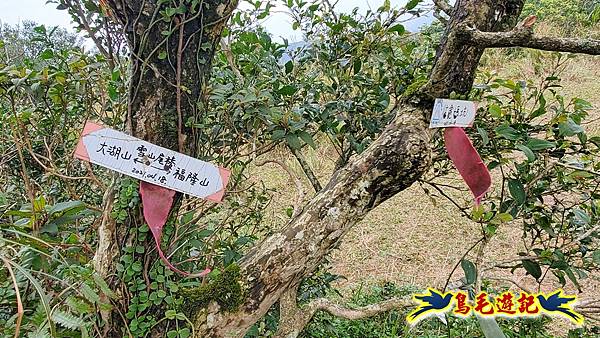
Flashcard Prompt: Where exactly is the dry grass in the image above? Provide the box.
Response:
[250,46,600,335]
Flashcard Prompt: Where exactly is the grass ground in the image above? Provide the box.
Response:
[252,45,600,336]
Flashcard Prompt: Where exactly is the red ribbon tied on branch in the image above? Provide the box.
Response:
[443,127,491,205]
[140,182,211,277]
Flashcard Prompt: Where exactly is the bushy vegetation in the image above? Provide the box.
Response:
[1,0,600,337]
[522,0,600,27]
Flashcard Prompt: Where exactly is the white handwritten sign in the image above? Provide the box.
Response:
[429,98,477,128]
[74,122,229,202]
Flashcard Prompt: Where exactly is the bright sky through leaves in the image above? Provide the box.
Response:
[1,0,432,45]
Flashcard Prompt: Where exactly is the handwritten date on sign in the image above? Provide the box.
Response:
[429,99,477,128]
[74,122,229,202]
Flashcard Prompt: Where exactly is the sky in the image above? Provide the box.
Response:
[0,0,432,44]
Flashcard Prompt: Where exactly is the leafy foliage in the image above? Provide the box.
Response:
[521,0,600,27]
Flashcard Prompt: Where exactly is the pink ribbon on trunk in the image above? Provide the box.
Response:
[139,181,211,277]
[443,127,491,205]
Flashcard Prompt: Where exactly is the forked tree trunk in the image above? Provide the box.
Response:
[194,1,527,337]
[99,0,528,337]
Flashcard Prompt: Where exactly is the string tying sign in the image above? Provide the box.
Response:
[430,99,491,204]
[75,121,230,276]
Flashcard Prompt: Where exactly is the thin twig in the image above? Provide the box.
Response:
[176,15,186,153]
[0,256,23,338]
[256,159,305,218]
[289,146,322,192]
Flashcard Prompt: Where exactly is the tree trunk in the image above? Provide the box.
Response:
[98,0,530,337]
[97,0,238,335]
[191,0,527,337]
[105,0,237,151]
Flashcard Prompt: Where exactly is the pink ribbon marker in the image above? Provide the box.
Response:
[140,181,211,277]
[443,127,491,205]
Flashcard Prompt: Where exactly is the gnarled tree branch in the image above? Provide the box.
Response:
[433,0,453,15]
[274,289,412,338]
[194,1,536,336]
[457,24,600,55]
[433,10,448,25]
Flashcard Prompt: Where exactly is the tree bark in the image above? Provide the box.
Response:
[105,0,238,152]
[97,0,239,335]
[196,107,432,337]
[457,24,600,55]
[191,1,530,337]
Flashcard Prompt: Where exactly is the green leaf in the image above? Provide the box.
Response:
[40,49,54,60]
[530,94,546,118]
[52,310,85,330]
[477,317,505,338]
[158,51,167,60]
[286,134,302,150]
[508,179,526,204]
[461,259,477,285]
[477,127,489,146]
[406,0,421,10]
[5,257,56,336]
[33,195,46,212]
[522,259,542,279]
[492,213,513,224]
[6,209,32,217]
[516,144,535,162]
[353,59,362,75]
[66,296,93,314]
[488,104,502,118]
[132,262,143,272]
[111,69,121,82]
[81,326,89,338]
[93,273,117,299]
[589,136,600,147]
[572,209,591,226]
[526,138,555,151]
[565,268,581,291]
[165,309,177,319]
[284,60,293,74]
[378,0,390,12]
[298,131,316,149]
[179,328,191,338]
[40,222,58,234]
[485,224,498,236]
[47,200,85,215]
[558,118,584,136]
[272,129,286,141]
[495,125,520,140]
[34,25,46,34]
[388,24,405,34]
[592,250,600,265]
[278,84,298,96]
[80,283,100,304]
